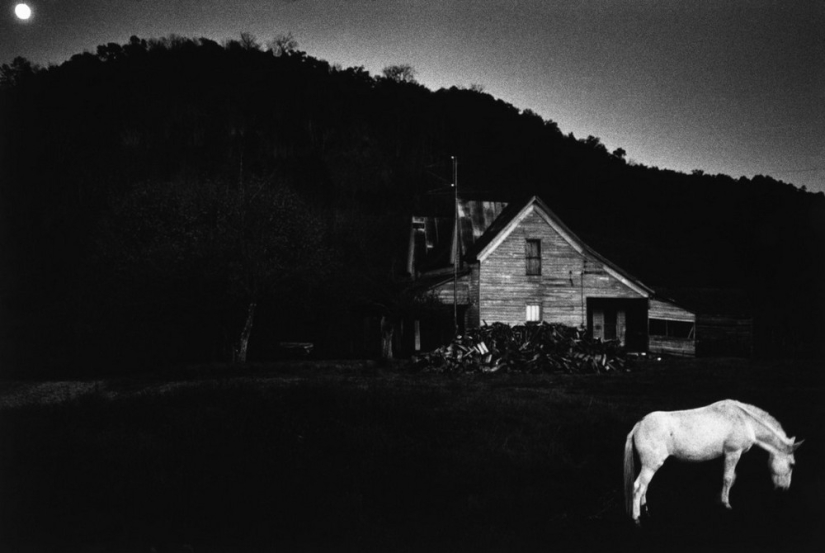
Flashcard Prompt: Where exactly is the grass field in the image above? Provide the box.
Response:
[1,357,823,552]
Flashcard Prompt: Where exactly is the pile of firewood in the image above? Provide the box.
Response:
[413,322,627,374]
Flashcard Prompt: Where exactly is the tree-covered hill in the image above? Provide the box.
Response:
[1,35,823,375]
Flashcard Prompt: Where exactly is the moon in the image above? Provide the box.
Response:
[15,3,32,21]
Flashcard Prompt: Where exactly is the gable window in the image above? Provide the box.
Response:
[525,239,541,275]
[526,304,542,322]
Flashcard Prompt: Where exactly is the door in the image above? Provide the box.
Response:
[587,298,648,351]
[592,306,618,341]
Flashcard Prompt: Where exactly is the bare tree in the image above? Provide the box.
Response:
[381,64,418,84]
[267,33,299,57]
[238,32,261,51]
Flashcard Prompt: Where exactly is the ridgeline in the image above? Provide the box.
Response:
[2,35,823,375]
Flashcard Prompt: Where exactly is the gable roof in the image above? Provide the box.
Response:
[466,195,655,297]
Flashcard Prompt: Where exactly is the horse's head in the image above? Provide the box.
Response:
[769,438,803,489]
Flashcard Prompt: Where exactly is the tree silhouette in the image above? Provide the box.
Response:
[382,64,418,84]
[98,176,329,364]
[1,33,824,374]
[268,33,300,57]
[0,56,40,89]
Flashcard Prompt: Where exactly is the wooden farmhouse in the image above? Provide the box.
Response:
[407,195,698,356]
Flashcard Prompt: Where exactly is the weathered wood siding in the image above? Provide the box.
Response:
[696,316,753,356]
[649,337,695,357]
[478,208,645,326]
[467,263,481,328]
[649,299,695,322]
[648,298,696,356]
[431,274,471,305]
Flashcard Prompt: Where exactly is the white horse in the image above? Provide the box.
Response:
[624,399,802,525]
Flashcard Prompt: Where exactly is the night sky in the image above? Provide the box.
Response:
[2,0,824,193]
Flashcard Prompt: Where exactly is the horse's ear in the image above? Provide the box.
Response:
[791,439,804,452]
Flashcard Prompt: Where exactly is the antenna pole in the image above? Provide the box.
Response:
[452,155,459,336]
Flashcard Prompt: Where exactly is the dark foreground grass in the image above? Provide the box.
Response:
[0,358,823,552]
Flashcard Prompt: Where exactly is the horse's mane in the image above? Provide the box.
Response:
[734,401,789,442]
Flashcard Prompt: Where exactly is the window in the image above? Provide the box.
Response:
[525,239,541,275]
[649,318,695,339]
[526,304,542,322]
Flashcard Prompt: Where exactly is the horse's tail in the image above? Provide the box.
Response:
[624,421,640,517]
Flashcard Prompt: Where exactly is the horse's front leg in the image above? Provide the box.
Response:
[721,449,743,509]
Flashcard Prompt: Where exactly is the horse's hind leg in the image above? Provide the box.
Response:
[633,465,659,524]
[721,449,742,509]
[641,485,650,516]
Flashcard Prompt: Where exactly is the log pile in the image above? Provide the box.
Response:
[413,322,626,374]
